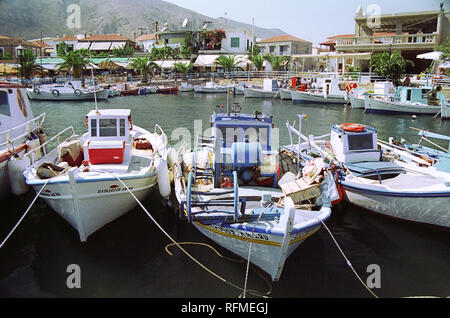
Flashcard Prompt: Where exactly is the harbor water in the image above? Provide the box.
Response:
[0,92,449,298]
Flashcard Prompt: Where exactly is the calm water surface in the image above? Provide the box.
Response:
[0,92,449,298]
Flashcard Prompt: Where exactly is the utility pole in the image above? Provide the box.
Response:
[251,17,254,54]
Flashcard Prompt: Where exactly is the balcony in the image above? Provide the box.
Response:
[335,33,438,51]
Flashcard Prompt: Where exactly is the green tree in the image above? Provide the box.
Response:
[436,37,450,60]
[215,54,242,72]
[58,50,89,78]
[15,49,40,79]
[264,53,289,71]
[112,46,135,57]
[174,62,193,73]
[130,55,159,82]
[56,41,69,57]
[249,54,264,71]
[370,51,414,86]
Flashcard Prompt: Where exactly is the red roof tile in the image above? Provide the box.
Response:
[79,34,133,42]
[135,34,157,41]
[258,34,310,43]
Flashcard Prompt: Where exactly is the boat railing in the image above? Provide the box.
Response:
[0,113,46,150]
[23,126,77,167]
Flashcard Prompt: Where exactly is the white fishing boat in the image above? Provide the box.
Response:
[173,103,333,281]
[350,81,396,109]
[178,82,194,92]
[284,115,450,229]
[0,82,46,199]
[27,81,109,101]
[291,77,347,105]
[244,78,280,99]
[23,108,173,242]
[279,88,293,100]
[365,85,446,117]
[194,81,231,93]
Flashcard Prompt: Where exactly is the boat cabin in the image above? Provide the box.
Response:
[211,104,278,187]
[263,78,280,92]
[393,86,436,105]
[330,124,379,164]
[83,109,132,165]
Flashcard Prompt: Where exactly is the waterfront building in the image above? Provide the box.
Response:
[135,33,158,53]
[76,34,136,54]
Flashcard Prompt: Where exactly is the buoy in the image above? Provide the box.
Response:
[8,154,30,196]
[412,115,417,120]
[156,157,171,199]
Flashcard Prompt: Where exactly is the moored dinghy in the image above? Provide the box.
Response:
[173,103,333,281]
[23,108,173,241]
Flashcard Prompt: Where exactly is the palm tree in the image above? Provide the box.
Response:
[58,50,89,78]
[370,51,414,86]
[215,54,242,72]
[249,54,264,71]
[15,49,40,79]
[264,53,289,71]
[130,55,160,82]
[174,62,193,74]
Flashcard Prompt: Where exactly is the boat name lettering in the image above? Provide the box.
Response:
[97,186,134,194]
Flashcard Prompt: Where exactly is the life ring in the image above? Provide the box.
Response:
[52,89,60,97]
[340,123,365,132]
[74,89,82,96]
[33,88,40,95]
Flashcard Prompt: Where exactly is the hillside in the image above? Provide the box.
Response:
[0,0,285,40]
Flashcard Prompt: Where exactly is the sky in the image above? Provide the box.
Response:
[163,0,446,45]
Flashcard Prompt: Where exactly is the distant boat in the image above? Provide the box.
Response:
[178,82,194,92]
[157,85,178,94]
[244,78,280,99]
[365,85,445,116]
[194,81,231,93]
[27,81,109,101]
[121,88,139,96]
[291,77,347,105]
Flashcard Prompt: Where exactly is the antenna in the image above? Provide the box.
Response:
[182,18,188,28]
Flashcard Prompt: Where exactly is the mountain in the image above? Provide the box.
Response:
[0,0,286,40]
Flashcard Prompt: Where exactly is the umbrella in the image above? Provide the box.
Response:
[439,60,450,69]
[416,51,442,60]
[98,60,119,70]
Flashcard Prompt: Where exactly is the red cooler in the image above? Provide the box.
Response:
[88,140,125,164]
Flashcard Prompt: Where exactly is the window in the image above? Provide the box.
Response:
[0,47,4,56]
[347,134,373,151]
[230,37,240,48]
[269,46,275,53]
[0,91,10,116]
[99,119,117,137]
[280,45,289,55]
[90,119,97,137]
[119,119,125,136]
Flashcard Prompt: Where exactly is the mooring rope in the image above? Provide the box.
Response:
[109,172,270,298]
[298,209,379,298]
[0,179,50,249]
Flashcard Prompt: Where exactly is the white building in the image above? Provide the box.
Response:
[135,34,157,53]
[221,28,254,54]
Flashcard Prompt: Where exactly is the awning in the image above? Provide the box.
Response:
[110,42,126,50]
[327,52,372,60]
[40,64,59,71]
[89,42,112,51]
[193,54,220,67]
[417,51,442,60]
[440,60,450,69]
[44,48,54,54]
[154,60,191,70]
[76,42,91,50]
[0,63,19,74]
[291,53,330,59]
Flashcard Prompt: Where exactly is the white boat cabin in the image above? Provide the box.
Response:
[83,109,132,165]
[330,124,380,164]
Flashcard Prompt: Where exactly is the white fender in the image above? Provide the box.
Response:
[8,155,30,196]
[156,156,171,199]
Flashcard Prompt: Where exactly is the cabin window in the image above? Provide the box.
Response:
[0,91,10,116]
[231,37,240,48]
[347,134,373,151]
[421,89,430,99]
[406,89,412,101]
[99,119,117,137]
[90,119,97,136]
[119,119,125,136]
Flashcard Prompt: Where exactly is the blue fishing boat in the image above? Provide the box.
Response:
[173,102,334,281]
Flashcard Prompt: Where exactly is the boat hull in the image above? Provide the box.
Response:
[27,90,109,101]
[291,90,346,105]
[341,181,450,228]
[30,173,157,241]
[157,87,178,94]
[350,95,365,109]
[244,88,278,99]
[365,98,440,115]
[194,87,229,93]
[279,89,292,100]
